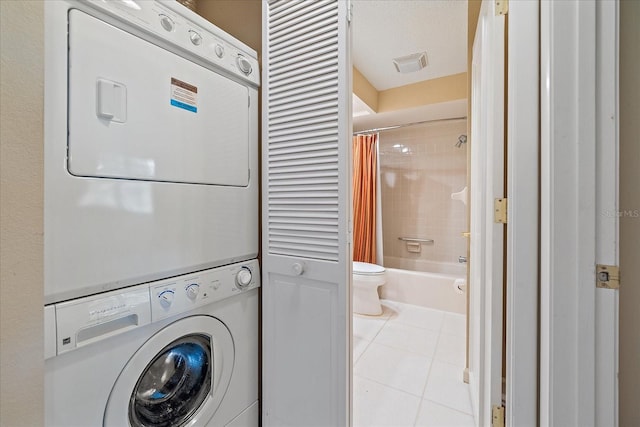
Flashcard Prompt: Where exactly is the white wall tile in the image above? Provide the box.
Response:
[380,120,468,270]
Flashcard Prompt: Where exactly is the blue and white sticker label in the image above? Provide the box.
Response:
[170,77,198,113]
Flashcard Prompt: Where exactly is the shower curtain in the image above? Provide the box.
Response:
[352,134,377,264]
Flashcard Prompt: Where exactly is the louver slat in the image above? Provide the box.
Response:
[266,0,340,262]
[271,1,333,32]
[270,52,337,79]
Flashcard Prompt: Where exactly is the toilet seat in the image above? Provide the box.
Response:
[353,261,385,276]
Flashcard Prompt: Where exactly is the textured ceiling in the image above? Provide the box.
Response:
[352,0,467,91]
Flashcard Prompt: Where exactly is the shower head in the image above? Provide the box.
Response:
[455,134,467,148]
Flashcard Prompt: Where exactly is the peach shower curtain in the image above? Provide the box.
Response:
[352,134,377,264]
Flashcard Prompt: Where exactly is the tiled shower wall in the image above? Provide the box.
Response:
[379,120,467,271]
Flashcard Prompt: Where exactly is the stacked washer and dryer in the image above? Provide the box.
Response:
[44,1,260,425]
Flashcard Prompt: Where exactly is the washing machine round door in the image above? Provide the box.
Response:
[104,316,234,427]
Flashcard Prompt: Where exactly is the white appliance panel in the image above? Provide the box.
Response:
[44,260,260,427]
[45,1,259,304]
[68,9,250,187]
[45,171,259,303]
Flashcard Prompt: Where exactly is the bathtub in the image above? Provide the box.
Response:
[379,267,466,314]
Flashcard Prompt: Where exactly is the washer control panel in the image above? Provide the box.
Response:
[83,0,260,86]
[150,259,260,321]
[47,260,259,357]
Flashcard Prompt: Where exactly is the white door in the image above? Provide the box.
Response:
[469,0,505,425]
[540,1,619,424]
[261,1,352,426]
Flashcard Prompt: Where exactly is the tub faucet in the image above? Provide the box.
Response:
[458,256,467,263]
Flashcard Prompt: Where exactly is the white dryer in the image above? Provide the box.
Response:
[45,260,260,426]
[44,0,260,304]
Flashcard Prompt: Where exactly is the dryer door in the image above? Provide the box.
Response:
[68,9,250,187]
[104,316,234,427]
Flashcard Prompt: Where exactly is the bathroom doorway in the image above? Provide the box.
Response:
[350,1,473,425]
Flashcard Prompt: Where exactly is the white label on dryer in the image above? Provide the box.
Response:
[170,77,198,113]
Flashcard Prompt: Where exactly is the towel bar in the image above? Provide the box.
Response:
[398,237,434,244]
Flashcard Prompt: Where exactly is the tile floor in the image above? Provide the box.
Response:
[353,300,474,427]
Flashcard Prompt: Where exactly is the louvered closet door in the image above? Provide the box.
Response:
[262,0,352,426]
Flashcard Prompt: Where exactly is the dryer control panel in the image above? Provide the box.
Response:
[150,259,260,321]
[81,0,260,87]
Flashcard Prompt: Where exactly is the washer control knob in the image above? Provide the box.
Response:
[158,290,175,308]
[185,283,200,299]
[189,30,202,46]
[236,55,252,75]
[236,267,252,289]
[159,15,175,32]
[214,44,225,58]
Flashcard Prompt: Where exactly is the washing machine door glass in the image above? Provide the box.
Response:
[104,316,234,427]
[130,334,211,427]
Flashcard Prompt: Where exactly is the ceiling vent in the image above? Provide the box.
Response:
[392,51,428,74]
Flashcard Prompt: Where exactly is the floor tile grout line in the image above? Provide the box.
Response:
[359,339,437,359]
[353,353,432,399]
[352,314,392,366]
[353,373,427,400]
[379,318,444,334]
[421,397,476,417]
[412,310,445,426]
[352,337,374,366]
[353,301,470,426]
[419,358,474,416]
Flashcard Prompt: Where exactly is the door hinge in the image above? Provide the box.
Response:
[494,198,508,224]
[596,264,620,289]
[496,0,508,16]
[347,0,353,23]
[492,405,505,427]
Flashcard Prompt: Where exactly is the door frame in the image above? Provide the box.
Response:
[505,1,540,425]
[470,1,541,425]
[540,0,619,425]
[468,1,505,424]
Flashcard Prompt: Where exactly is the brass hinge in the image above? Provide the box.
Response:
[596,264,620,289]
[492,405,505,427]
[496,0,509,16]
[494,198,508,224]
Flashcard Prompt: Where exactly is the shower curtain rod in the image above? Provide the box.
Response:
[352,116,467,135]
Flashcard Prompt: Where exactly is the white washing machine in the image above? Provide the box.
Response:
[44,0,260,305]
[45,260,260,426]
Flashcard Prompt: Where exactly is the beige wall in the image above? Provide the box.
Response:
[619,0,640,424]
[353,68,466,116]
[0,1,45,425]
[196,0,262,55]
[353,67,379,112]
[379,120,468,271]
[378,72,467,113]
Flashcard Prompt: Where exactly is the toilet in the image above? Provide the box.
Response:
[353,261,387,315]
